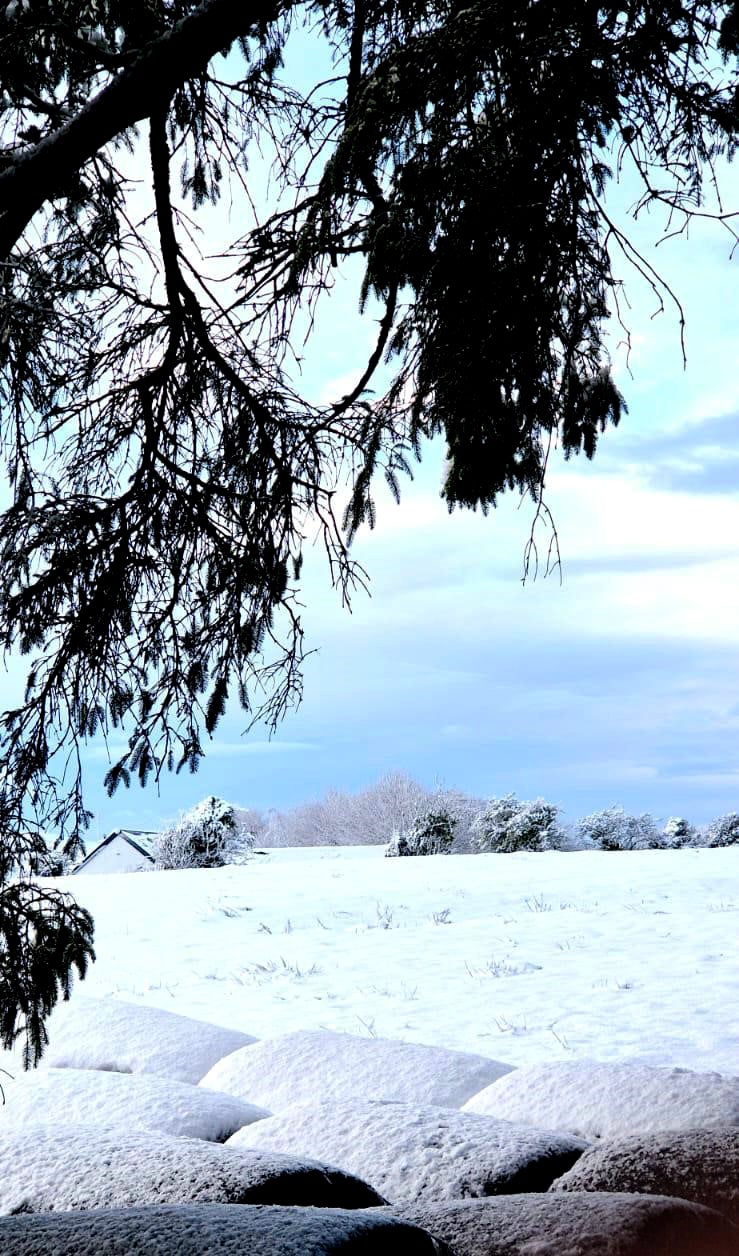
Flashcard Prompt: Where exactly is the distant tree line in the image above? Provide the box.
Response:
[47,778,739,874]
[214,776,739,855]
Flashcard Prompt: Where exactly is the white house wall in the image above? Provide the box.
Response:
[75,836,153,875]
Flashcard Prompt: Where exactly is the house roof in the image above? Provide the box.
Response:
[73,829,157,873]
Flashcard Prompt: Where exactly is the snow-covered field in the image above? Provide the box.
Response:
[28,844,738,1075]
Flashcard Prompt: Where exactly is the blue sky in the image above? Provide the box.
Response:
[82,147,739,840]
[6,35,739,840]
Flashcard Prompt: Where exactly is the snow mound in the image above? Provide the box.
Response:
[227,1098,586,1203]
[551,1127,739,1224]
[0,1067,267,1142]
[0,1125,387,1214]
[462,1059,739,1138]
[388,1191,739,1255]
[44,996,254,1083]
[201,1029,511,1109]
[0,1204,449,1255]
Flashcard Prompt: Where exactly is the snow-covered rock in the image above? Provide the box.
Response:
[388,1192,739,1255]
[462,1060,739,1138]
[0,1204,448,1255]
[0,1125,387,1214]
[0,1067,267,1142]
[227,1098,586,1203]
[201,1029,512,1109]
[551,1127,739,1224]
[44,996,254,1083]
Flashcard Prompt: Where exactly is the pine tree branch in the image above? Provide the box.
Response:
[0,0,288,259]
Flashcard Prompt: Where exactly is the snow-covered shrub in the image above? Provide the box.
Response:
[155,797,255,869]
[30,836,75,876]
[705,812,739,847]
[471,794,565,853]
[386,808,456,857]
[662,816,698,848]
[577,805,664,851]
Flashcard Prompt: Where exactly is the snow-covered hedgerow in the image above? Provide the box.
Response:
[576,805,665,851]
[471,794,565,853]
[705,812,739,847]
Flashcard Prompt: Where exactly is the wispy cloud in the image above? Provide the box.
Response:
[207,740,320,756]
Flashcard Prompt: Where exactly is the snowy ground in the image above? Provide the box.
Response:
[36,845,738,1075]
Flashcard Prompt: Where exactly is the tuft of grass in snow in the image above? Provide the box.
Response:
[431,907,452,925]
[494,1014,529,1036]
[235,957,323,984]
[370,902,396,930]
[466,956,542,979]
[524,893,552,913]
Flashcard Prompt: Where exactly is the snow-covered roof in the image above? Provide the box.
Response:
[73,829,157,872]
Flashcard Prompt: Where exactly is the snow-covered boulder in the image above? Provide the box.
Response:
[0,1126,387,1214]
[551,1128,739,1224]
[201,1029,512,1109]
[0,1204,449,1255]
[462,1060,739,1139]
[388,1192,739,1255]
[227,1098,586,1203]
[0,1067,267,1142]
[44,996,254,1083]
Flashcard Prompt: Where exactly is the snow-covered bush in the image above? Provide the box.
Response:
[386,807,456,857]
[30,836,75,876]
[577,805,664,851]
[471,794,565,853]
[705,812,739,847]
[662,816,698,848]
[155,797,255,869]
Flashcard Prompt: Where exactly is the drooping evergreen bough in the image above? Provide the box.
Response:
[0,1,738,1061]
